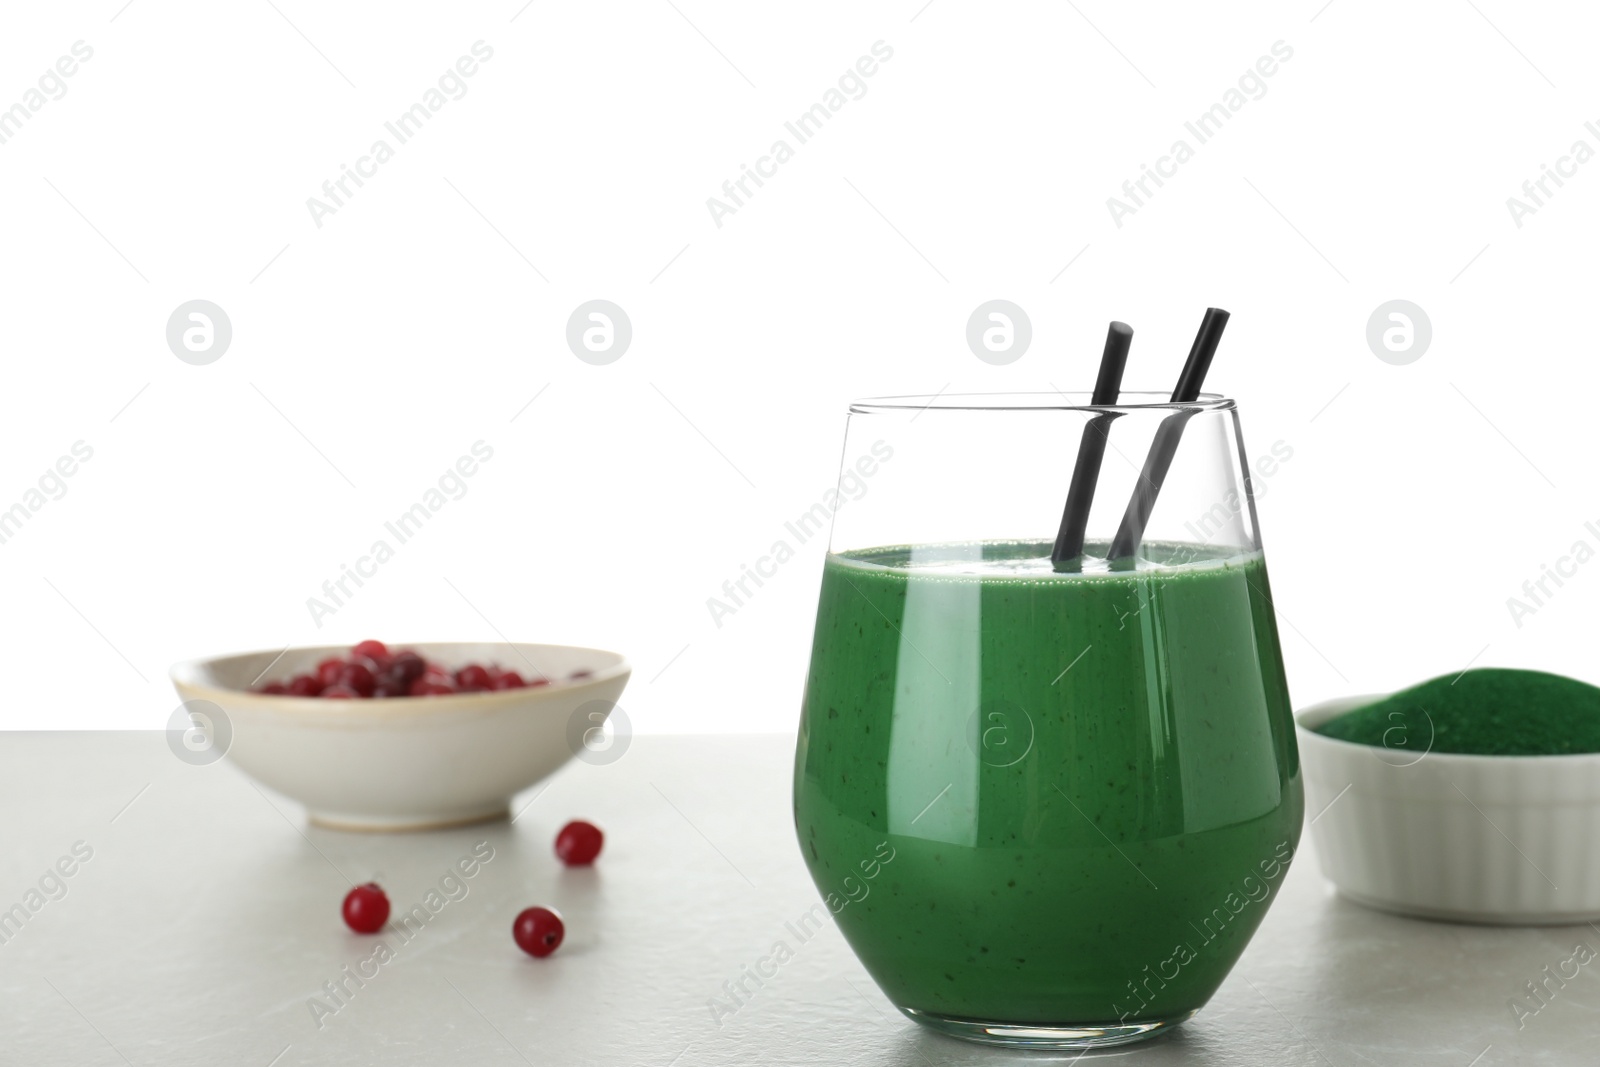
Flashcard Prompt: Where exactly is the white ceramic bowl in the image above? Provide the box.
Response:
[171,642,630,831]
[1298,695,1600,924]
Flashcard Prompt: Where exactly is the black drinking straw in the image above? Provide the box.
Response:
[1050,321,1133,570]
[1107,307,1230,562]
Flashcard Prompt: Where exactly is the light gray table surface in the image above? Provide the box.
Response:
[0,732,1592,1066]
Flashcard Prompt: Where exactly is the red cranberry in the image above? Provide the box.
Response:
[409,679,456,696]
[351,639,389,664]
[390,650,426,686]
[338,661,376,696]
[527,677,550,688]
[494,671,526,690]
[554,820,604,866]
[321,685,360,699]
[259,681,289,694]
[512,907,564,957]
[288,674,322,697]
[456,664,493,690]
[343,883,390,933]
[315,658,345,688]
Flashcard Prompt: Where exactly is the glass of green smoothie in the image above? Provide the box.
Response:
[793,392,1303,1049]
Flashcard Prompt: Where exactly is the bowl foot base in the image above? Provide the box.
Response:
[1335,886,1600,926]
[308,803,510,833]
[900,1007,1194,1050]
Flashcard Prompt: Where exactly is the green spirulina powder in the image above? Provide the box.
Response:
[1316,668,1600,756]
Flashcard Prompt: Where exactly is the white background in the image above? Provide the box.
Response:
[1,0,1594,733]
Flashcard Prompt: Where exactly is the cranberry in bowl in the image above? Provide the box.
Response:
[170,641,629,831]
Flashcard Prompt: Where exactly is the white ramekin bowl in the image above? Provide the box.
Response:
[171,642,630,831]
[1298,695,1600,924]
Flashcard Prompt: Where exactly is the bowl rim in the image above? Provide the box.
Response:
[170,641,631,716]
[848,390,1235,415]
[1296,693,1600,765]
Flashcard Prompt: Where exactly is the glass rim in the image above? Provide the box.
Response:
[848,390,1236,415]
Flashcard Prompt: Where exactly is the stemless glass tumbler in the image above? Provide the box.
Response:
[793,393,1303,1049]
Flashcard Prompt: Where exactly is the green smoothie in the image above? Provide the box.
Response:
[793,539,1302,1029]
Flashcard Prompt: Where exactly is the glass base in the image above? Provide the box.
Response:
[900,1007,1195,1050]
